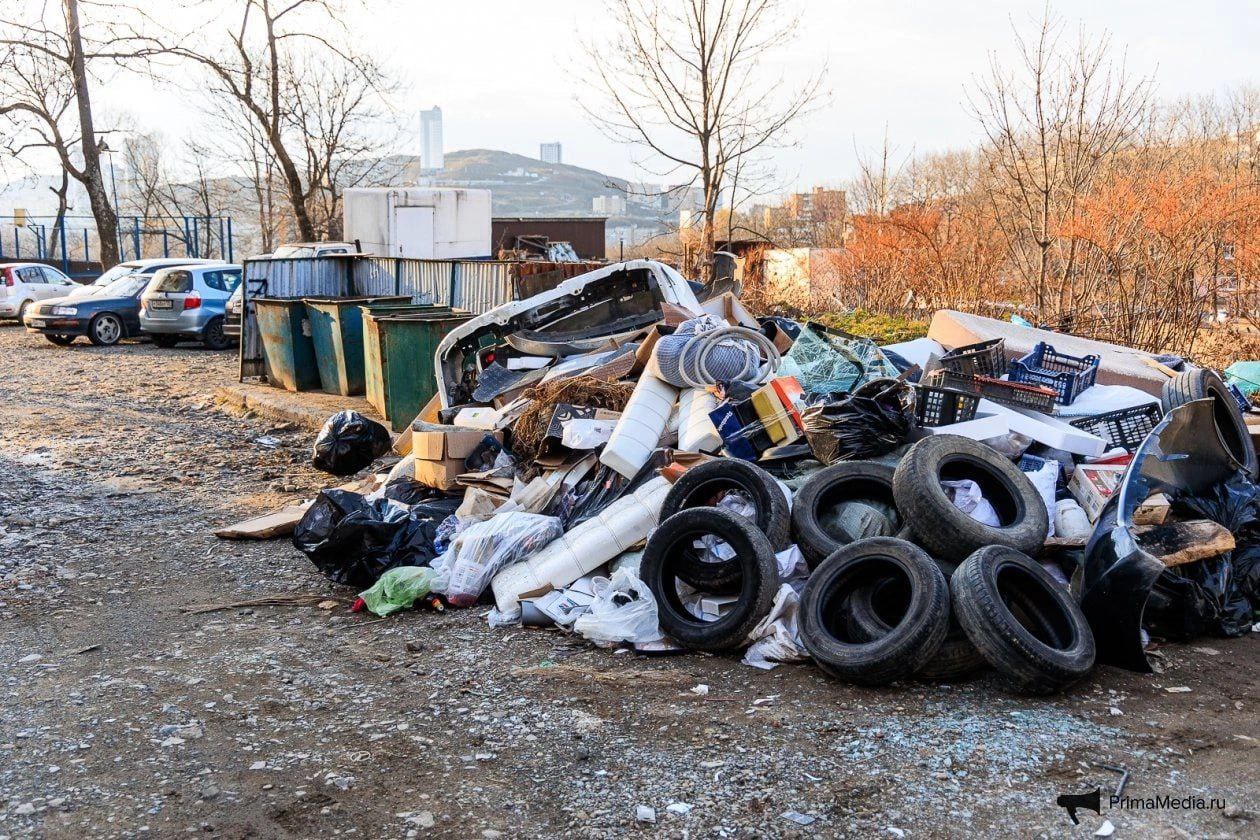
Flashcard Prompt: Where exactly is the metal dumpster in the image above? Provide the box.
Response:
[253,298,322,392]
[361,303,451,416]
[304,296,411,396]
[364,309,472,431]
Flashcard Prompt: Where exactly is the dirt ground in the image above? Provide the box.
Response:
[0,323,1257,840]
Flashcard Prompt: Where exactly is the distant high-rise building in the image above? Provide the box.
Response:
[540,142,562,164]
[420,107,444,172]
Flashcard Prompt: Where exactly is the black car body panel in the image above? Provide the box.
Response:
[25,292,144,339]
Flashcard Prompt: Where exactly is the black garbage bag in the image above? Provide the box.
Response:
[1158,473,1260,638]
[381,477,447,506]
[292,489,460,587]
[801,379,915,464]
[311,410,392,476]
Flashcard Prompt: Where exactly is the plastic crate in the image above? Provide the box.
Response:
[1007,342,1100,405]
[1068,402,1163,451]
[913,383,980,427]
[1226,382,1251,413]
[924,369,1058,414]
[940,338,1007,378]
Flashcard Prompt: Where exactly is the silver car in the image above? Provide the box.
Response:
[139,264,242,349]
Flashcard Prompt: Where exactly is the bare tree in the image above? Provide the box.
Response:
[0,0,156,267]
[158,0,394,243]
[969,10,1150,314]
[581,0,824,282]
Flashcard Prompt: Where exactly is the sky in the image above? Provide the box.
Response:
[52,0,1260,192]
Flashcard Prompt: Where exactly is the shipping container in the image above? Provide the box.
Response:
[344,188,491,259]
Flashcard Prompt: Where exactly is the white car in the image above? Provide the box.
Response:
[266,242,356,259]
[0,262,77,320]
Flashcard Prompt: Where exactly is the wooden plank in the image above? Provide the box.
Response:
[1132,519,1235,568]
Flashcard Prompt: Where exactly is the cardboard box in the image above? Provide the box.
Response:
[413,456,467,491]
[770,376,805,426]
[411,427,502,461]
[1068,463,1126,522]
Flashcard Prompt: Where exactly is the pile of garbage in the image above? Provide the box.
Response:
[274,260,1260,695]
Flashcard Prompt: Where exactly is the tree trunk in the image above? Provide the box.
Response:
[63,0,119,267]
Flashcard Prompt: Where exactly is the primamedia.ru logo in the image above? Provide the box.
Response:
[1111,793,1227,811]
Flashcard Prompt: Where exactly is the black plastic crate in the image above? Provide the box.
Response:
[1068,402,1163,450]
[1008,342,1100,405]
[940,338,1007,378]
[913,383,980,427]
[924,369,1058,414]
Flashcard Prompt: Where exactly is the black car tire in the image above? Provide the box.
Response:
[88,313,123,346]
[45,334,76,346]
[893,435,1048,562]
[951,545,1095,694]
[843,577,986,681]
[202,317,231,350]
[799,537,950,686]
[1162,368,1257,476]
[659,460,789,593]
[641,507,779,651]
[151,334,180,348]
[792,461,901,569]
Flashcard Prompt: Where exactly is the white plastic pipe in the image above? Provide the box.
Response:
[600,372,680,478]
[677,387,721,452]
[491,476,671,612]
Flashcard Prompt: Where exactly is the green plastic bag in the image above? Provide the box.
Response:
[359,566,437,616]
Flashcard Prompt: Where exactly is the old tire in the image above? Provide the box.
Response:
[202,316,231,350]
[660,460,789,593]
[641,507,779,651]
[799,537,950,686]
[151,334,180,348]
[951,545,1095,694]
[45,334,76,346]
[843,577,986,681]
[88,313,123,346]
[893,435,1048,563]
[792,461,901,570]
[1162,368,1257,477]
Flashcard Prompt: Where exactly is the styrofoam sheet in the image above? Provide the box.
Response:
[918,412,1008,441]
[979,399,1107,456]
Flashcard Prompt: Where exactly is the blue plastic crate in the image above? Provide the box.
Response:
[1008,342,1100,405]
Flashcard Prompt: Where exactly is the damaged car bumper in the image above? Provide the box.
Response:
[434,260,702,408]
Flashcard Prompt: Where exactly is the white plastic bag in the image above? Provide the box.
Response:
[743,584,807,669]
[940,479,1000,526]
[561,418,618,449]
[1025,460,1059,538]
[572,568,663,643]
[438,512,563,607]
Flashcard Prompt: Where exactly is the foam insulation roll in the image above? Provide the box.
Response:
[599,372,680,478]
[677,388,721,452]
[491,476,671,612]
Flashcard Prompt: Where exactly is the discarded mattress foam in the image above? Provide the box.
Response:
[490,476,671,612]
[927,310,1168,396]
[677,388,722,452]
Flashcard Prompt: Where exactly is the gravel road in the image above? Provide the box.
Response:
[1,323,1257,839]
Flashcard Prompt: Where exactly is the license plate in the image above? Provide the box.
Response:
[150,299,174,310]
[28,318,48,328]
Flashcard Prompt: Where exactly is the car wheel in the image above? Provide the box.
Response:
[151,334,180,348]
[88,313,123,346]
[45,334,76,346]
[202,317,230,350]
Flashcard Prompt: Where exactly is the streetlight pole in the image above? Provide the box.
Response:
[99,139,122,259]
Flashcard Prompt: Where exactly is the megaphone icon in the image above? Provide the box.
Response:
[1056,787,1102,825]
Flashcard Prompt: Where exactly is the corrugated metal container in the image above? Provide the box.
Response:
[452,261,513,312]
[240,258,350,379]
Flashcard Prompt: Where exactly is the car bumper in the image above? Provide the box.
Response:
[25,316,90,336]
[140,309,216,335]
[0,300,23,317]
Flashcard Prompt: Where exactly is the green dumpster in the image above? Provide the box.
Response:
[364,310,472,431]
[304,296,411,396]
[361,303,453,420]
[253,298,322,392]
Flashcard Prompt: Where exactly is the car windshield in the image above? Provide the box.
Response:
[90,264,142,287]
[272,245,316,258]
[101,274,149,297]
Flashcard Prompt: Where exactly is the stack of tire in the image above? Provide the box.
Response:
[791,435,1096,694]
[640,460,789,651]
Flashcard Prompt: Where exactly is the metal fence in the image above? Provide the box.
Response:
[239,255,601,380]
